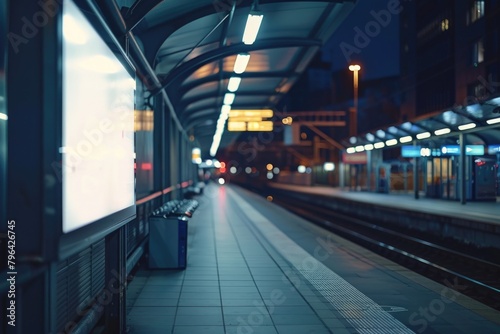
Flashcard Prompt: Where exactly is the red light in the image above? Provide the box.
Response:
[141,162,152,170]
[220,162,226,168]
[220,167,227,173]
[474,159,486,167]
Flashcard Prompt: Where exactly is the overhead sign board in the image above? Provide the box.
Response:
[441,145,484,156]
[466,145,484,155]
[342,151,367,164]
[227,109,274,132]
[401,146,422,157]
[229,109,273,119]
[487,145,500,155]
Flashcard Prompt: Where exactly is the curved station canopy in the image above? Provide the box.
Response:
[343,97,500,157]
[110,0,356,158]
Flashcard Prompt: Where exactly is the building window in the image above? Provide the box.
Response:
[441,19,449,31]
[472,39,484,66]
[467,0,485,25]
[468,82,488,101]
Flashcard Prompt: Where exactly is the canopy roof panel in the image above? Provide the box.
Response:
[127,0,357,157]
[344,96,500,153]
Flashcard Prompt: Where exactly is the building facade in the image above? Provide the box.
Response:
[400,0,500,119]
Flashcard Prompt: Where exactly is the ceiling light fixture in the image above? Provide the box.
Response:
[223,93,235,105]
[233,53,250,74]
[242,11,263,45]
[227,77,241,92]
[458,122,476,131]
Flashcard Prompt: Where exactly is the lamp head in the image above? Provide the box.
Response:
[349,64,361,72]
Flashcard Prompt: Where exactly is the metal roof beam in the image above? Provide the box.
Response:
[179,91,285,112]
[178,71,297,96]
[150,38,322,95]
[123,0,164,32]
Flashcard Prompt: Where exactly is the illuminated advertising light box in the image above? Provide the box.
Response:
[60,0,136,251]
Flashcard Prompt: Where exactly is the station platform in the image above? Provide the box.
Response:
[266,183,500,252]
[268,183,500,226]
[126,183,500,334]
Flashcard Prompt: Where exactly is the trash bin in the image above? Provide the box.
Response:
[148,214,188,269]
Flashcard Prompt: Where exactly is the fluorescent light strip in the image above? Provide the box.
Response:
[400,136,412,143]
[416,132,431,139]
[374,142,385,149]
[242,13,263,45]
[458,123,476,131]
[434,128,450,136]
[487,117,500,125]
[227,77,241,92]
[223,93,235,105]
[0,113,8,121]
[364,144,374,151]
[355,145,364,152]
[386,139,398,146]
[233,53,250,74]
[346,147,356,154]
[221,104,231,116]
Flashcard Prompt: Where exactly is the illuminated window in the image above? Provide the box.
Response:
[468,82,488,100]
[472,39,485,66]
[467,0,485,25]
[441,19,449,31]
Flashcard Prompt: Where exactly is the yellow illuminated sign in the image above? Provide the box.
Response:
[192,148,201,164]
[227,109,274,132]
[227,121,273,132]
[229,109,273,119]
[247,121,273,131]
[227,121,246,132]
[227,117,263,122]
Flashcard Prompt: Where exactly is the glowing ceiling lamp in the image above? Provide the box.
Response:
[223,93,236,105]
[399,136,413,143]
[416,132,431,139]
[435,128,451,136]
[233,53,250,74]
[227,77,242,92]
[458,122,476,131]
[242,11,263,45]
[386,139,398,146]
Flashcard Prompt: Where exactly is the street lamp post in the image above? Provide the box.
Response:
[348,64,360,137]
[348,64,361,191]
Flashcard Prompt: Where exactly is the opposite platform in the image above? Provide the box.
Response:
[268,183,500,226]
[126,183,500,334]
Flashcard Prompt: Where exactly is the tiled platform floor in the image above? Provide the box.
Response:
[126,184,500,334]
[126,185,355,334]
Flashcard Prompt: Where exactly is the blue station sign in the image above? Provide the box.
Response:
[441,145,484,156]
[401,146,422,157]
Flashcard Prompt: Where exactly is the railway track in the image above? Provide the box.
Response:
[261,188,500,311]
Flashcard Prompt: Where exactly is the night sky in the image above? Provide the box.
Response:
[322,0,401,80]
